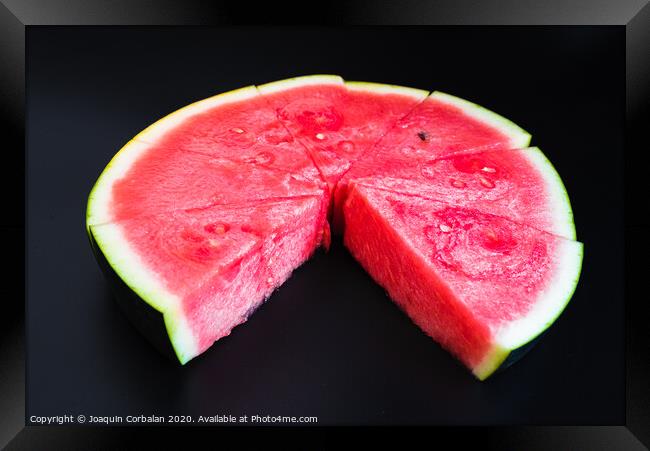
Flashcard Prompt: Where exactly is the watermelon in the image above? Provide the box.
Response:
[342,184,582,379]
[87,74,582,379]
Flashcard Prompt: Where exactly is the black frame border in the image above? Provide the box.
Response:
[3,1,648,448]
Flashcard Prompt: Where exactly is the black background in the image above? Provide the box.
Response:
[27,26,624,425]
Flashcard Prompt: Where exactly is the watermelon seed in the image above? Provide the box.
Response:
[208,239,220,247]
[230,127,245,134]
[479,176,495,189]
[254,151,275,165]
[267,277,273,285]
[439,224,452,232]
[204,223,228,235]
[481,166,496,173]
[417,131,428,141]
[450,179,466,189]
[337,140,355,153]
[315,133,325,140]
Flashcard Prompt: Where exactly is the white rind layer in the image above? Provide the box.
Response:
[345,81,429,100]
[134,85,259,144]
[86,86,260,227]
[522,147,577,240]
[496,238,583,351]
[431,91,532,150]
[87,139,150,226]
[256,74,344,95]
[90,222,198,364]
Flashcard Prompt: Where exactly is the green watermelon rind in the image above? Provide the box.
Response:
[345,81,429,101]
[431,91,532,150]
[86,85,260,227]
[256,74,344,95]
[89,222,198,364]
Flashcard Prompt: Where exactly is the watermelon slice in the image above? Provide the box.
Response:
[336,147,575,240]
[258,75,428,189]
[86,84,330,363]
[342,184,583,380]
[333,91,532,232]
[87,86,326,226]
[90,196,326,363]
[87,75,582,380]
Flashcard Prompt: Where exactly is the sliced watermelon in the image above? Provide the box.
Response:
[342,184,583,380]
[90,196,326,363]
[258,75,428,189]
[87,75,582,379]
[87,86,326,226]
[334,91,531,231]
[337,147,575,240]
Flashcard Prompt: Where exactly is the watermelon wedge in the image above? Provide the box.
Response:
[258,75,428,189]
[87,75,582,380]
[90,196,326,363]
[333,90,532,232]
[342,184,583,380]
[336,147,575,240]
[87,86,326,226]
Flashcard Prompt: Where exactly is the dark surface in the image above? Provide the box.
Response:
[27,26,625,425]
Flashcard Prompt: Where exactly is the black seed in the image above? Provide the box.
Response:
[417,131,428,141]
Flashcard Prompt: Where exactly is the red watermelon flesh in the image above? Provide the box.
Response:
[107,143,325,224]
[90,195,326,362]
[333,92,531,231]
[87,86,327,226]
[342,184,583,379]
[134,88,319,178]
[335,147,575,240]
[258,77,427,189]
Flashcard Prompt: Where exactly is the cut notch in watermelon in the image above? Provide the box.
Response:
[86,75,581,380]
